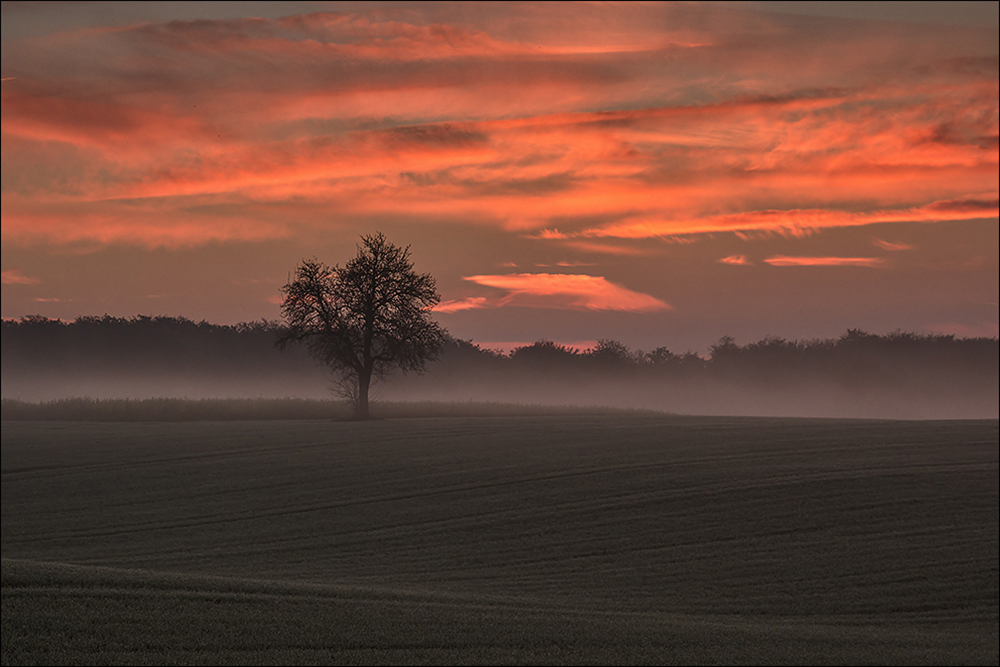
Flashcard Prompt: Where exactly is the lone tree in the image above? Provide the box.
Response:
[278,232,446,419]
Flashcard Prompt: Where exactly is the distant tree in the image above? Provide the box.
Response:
[509,340,579,368]
[585,339,638,368]
[709,335,739,362]
[645,346,680,366]
[277,232,446,419]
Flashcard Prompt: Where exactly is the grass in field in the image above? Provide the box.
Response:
[2,417,997,664]
[0,397,665,421]
[4,557,993,666]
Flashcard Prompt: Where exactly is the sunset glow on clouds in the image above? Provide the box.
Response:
[1,269,40,285]
[872,238,914,252]
[460,273,670,312]
[763,256,887,268]
[1,2,997,348]
[3,4,996,247]
[568,199,1000,240]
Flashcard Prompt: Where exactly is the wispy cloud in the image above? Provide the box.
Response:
[872,238,914,251]
[764,256,887,268]
[1,194,292,247]
[718,255,752,266]
[432,296,491,313]
[1,3,995,249]
[461,273,669,312]
[579,199,1000,239]
[559,240,657,256]
[1,269,41,284]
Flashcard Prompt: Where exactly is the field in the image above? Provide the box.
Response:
[2,415,997,665]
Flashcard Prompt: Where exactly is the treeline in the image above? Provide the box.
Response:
[1,316,323,402]
[2,315,309,374]
[5,314,995,379]
[407,331,998,406]
[426,331,998,384]
[2,315,997,418]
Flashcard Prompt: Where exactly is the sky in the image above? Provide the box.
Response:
[2,1,997,354]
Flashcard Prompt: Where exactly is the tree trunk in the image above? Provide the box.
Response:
[356,368,371,420]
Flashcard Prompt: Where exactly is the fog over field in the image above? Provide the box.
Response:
[3,317,997,419]
[2,417,997,664]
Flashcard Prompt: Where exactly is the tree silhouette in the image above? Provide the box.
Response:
[278,232,446,419]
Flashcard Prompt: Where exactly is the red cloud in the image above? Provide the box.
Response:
[1,194,291,247]
[872,238,914,251]
[764,256,886,268]
[0,89,224,158]
[2,269,41,284]
[559,241,656,256]
[580,199,1000,239]
[1,4,996,248]
[462,273,669,312]
[432,297,491,313]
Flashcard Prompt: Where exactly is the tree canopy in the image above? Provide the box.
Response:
[277,232,446,419]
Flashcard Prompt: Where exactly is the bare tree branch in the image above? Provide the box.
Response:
[277,233,446,419]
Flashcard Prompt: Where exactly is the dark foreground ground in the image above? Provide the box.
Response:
[2,416,997,665]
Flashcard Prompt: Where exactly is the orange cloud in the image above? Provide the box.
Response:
[718,255,751,266]
[1,4,996,249]
[764,256,887,268]
[1,193,292,247]
[872,238,914,251]
[433,297,491,313]
[462,273,669,312]
[580,199,1000,239]
[559,241,657,256]
[2,269,40,284]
